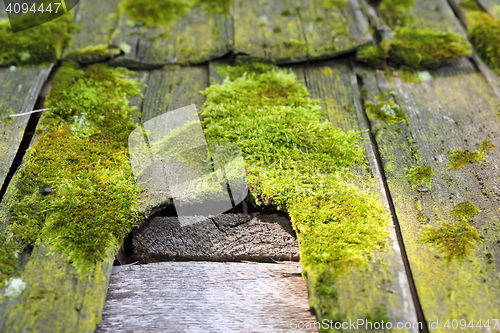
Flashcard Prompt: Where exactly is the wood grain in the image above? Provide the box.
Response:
[96,261,316,333]
[110,7,231,68]
[132,213,299,263]
[356,58,500,328]
[0,66,52,191]
[65,0,122,63]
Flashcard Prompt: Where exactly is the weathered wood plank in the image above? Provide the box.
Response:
[110,7,231,68]
[132,213,299,263]
[0,66,51,191]
[409,0,468,34]
[356,59,500,328]
[64,0,122,64]
[233,0,372,63]
[96,261,316,333]
[129,65,208,216]
[295,60,418,330]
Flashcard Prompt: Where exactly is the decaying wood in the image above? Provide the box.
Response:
[0,244,113,333]
[110,7,231,68]
[96,261,316,333]
[293,60,418,330]
[233,0,371,64]
[65,0,122,63]
[0,66,52,191]
[132,213,299,263]
[356,58,500,326]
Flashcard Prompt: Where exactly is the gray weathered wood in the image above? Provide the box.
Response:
[0,66,52,191]
[356,58,500,327]
[294,60,418,330]
[96,261,316,333]
[64,0,122,63]
[132,213,299,263]
[110,7,231,68]
[129,65,208,216]
[478,0,500,17]
[233,0,372,64]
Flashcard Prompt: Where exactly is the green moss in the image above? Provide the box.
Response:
[449,201,481,221]
[458,0,481,11]
[0,235,18,284]
[0,12,76,66]
[64,44,121,64]
[119,0,232,27]
[468,13,500,73]
[379,0,417,29]
[446,149,486,170]
[364,97,406,124]
[203,62,391,320]
[6,62,142,274]
[405,165,434,188]
[479,140,496,152]
[356,44,386,68]
[420,220,482,262]
[383,27,472,69]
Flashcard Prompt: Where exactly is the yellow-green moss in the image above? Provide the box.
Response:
[420,220,481,262]
[119,0,232,27]
[446,149,486,170]
[6,62,142,275]
[203,62,391,322]
[468,13,500,73]
[449,201,481,221]
[356,44,386,68]
[383,27,472,69]
[405,165,434,188]
[379,0,417,29]
[0,236,17,284]
[364,94,406,124]
[479,139,496,152]
[0,12,76,66]
[64,44,121,64]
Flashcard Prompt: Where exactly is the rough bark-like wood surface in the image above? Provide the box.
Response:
[110,7,231,68]
[0,66,51,190]
[132,213,299,263]
[65,0,122,63]
[357,58,500,328]
[292,60,418,330]
[96,261,316,333]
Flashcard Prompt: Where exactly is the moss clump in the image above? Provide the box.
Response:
[202,63,391,319]
[449,201,481,221]
[119,0,232,27]
[446,149,486,170]
[7,62,142,274]
[405,165,434,188]
[383,27,472,69]
[364,96,406,124]
[64,44,121,64]
[479,140,496,152]
[420,220,482,262]
[356,44,386,68]
[0,235,18,284]
[0,12,76,66]
[468,13,500,73]
[216,60,276,81]
[379,0,417,29]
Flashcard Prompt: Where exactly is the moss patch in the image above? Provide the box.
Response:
[449,201,481,221]
[364,93,406,124]
[0,236,17,284]
[467,12,500,73]
[446,149,486,170]
[119,0,232,27]
[202,62,391,321]
[5,62,142,275]
[420,220,482,262]
[405,165,434,188]
[356,44,386,68]
[383,27,472,69]
[0,11,76,66]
